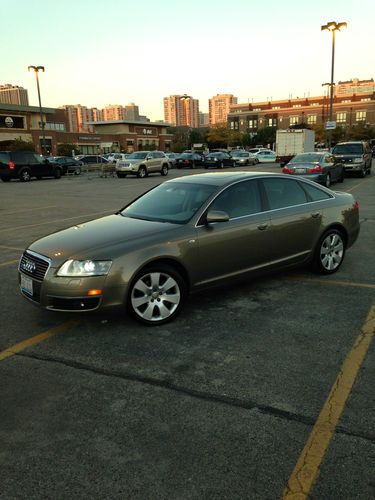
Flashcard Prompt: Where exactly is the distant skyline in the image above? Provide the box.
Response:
[1,0,374,121]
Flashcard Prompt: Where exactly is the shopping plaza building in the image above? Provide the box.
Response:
[0,103,173,154]
[227,91,375,133]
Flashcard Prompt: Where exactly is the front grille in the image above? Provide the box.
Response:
[19,251,50,282]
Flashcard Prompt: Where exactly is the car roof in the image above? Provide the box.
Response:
[165,171,284,187]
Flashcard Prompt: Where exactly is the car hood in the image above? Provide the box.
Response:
[28,214,179,265]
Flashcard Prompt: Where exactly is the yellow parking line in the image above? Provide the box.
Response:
[0,259,19,268]
[282,302,375,499]
[0,320,80,362]
[286,276,375,289]
[0,210,114,233]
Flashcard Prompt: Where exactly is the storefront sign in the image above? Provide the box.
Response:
[0,115,24,129]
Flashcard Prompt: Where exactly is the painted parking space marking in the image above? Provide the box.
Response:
[0,320,80,362]
[0,245,24,251]
[286,276,375,290]
[282,302,375,499]
[0,259,19,268]
[0,210,115,233]
[1,205,57,216]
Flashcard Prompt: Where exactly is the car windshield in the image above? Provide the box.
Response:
[127,152,148,159]
[121,182,217,224]
[332,144,364,155]
[290,153,323,163]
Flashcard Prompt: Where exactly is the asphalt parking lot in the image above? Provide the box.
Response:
[0,163,374,499]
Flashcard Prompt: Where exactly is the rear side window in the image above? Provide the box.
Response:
[210,180,262,218]
[0,152,10,164]
[14,151,31,163]
[262,178,308,210]
[302,182,332,201]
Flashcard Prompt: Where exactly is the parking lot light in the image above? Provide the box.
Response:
[28,65,47,155]
[320,21,347,149]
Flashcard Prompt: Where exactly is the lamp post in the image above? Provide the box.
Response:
[321,21,347,149]
[28,65,46,155]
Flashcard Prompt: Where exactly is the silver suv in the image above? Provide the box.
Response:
[116,151,169,178]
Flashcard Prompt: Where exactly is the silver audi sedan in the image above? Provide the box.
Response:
[19,172,360,325]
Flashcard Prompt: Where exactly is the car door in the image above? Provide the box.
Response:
[323,153,340,182]
[194,179,272,287]
[261,177,322,264]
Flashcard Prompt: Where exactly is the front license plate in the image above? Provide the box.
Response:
[20,273,33,295]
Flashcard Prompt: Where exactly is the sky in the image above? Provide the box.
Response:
[1,0,374,121]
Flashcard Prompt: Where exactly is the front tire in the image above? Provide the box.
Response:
[128,264,187,325]
[137,166,147,178]
[312,229,346,275]
[324,173,331,188]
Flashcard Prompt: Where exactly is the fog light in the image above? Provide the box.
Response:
[87,289,102,296]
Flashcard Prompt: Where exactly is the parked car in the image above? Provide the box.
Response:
[116,151,169,178]
[18,172,360,325]
[248,148,270,155]
[165,152,179,168]
[107,153,129,164]
[175,152,204,169]
[204,152,236,169]
[230,150,256,166]
[282,152,344,187]
[0,151,63,182]
[252,150,277,163]
[75,155,109,165]
[47,156,83,175]
[331,141,372,177]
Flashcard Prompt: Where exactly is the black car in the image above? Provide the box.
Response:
[204,152,236,169]
[47,156,83,175]
[175,152,204,169]
[0,151,62,182]
[75,155,108,165]
[282,152,344,188]
[332,141,372,177]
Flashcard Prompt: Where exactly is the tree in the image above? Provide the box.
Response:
[251,127,277,147]
[9,138,35,152]
[206,124,231,148]
[167,126,190,152]
[57,143,80,156]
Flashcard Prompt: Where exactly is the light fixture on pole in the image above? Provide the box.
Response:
[28,65,46,155]
[321,21,347,149]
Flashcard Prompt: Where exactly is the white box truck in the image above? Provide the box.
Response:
[276,129,315,165]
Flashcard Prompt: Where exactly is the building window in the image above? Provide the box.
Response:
[355,111,366,122]
[272,106,280,110]
[247,119,258,129]
[342,99,351,103]
[289,116,299,125]
[292,104,301,108]
[267,118,277,127]
[307,115,317,125]
[361,98,370,102]
[229,120,239,130]
[336,112,347,124]
[310,103,320,106]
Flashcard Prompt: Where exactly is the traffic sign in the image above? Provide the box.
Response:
[325,121,336,130]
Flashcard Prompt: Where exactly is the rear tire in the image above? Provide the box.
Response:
[311,229,346,275]
[160,164,168,176]
[324,173,331,188]
[19,169,31,182]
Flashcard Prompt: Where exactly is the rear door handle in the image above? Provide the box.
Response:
[257,223,268,231]
[311,212,320,218]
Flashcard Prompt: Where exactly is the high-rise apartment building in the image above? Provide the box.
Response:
[103,105,125,121]
[0,84,29,105]
[163,94,200,127]
[124,103,140,121]
[209,94,237,125]
[62,105,93,132]
[92,108,103,122]
[335,78,375,96]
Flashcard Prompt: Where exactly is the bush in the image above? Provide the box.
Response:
[9,139,35,152]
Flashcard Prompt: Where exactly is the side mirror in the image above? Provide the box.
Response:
[206,210,230,224]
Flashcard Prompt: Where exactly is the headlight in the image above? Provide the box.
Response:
[353,158,363,163]
[57,260,112,277]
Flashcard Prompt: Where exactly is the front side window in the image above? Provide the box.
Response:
[262,178,308,210]
[209,180,262,219]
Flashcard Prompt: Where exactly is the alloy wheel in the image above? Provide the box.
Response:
[319,232,344,272]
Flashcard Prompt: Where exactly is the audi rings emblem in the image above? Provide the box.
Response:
[22,259,36,273]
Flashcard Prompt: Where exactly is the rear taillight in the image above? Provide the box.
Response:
[354,200,359,210]
[9,161,15,170]
[308,166,322,173]
[282,167,293,173]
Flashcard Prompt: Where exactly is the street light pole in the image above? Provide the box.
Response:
[321,21,347,150]
[28,65,46,155]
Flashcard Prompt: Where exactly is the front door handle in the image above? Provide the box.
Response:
[257,223,268,231]
[311,212,320,218]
